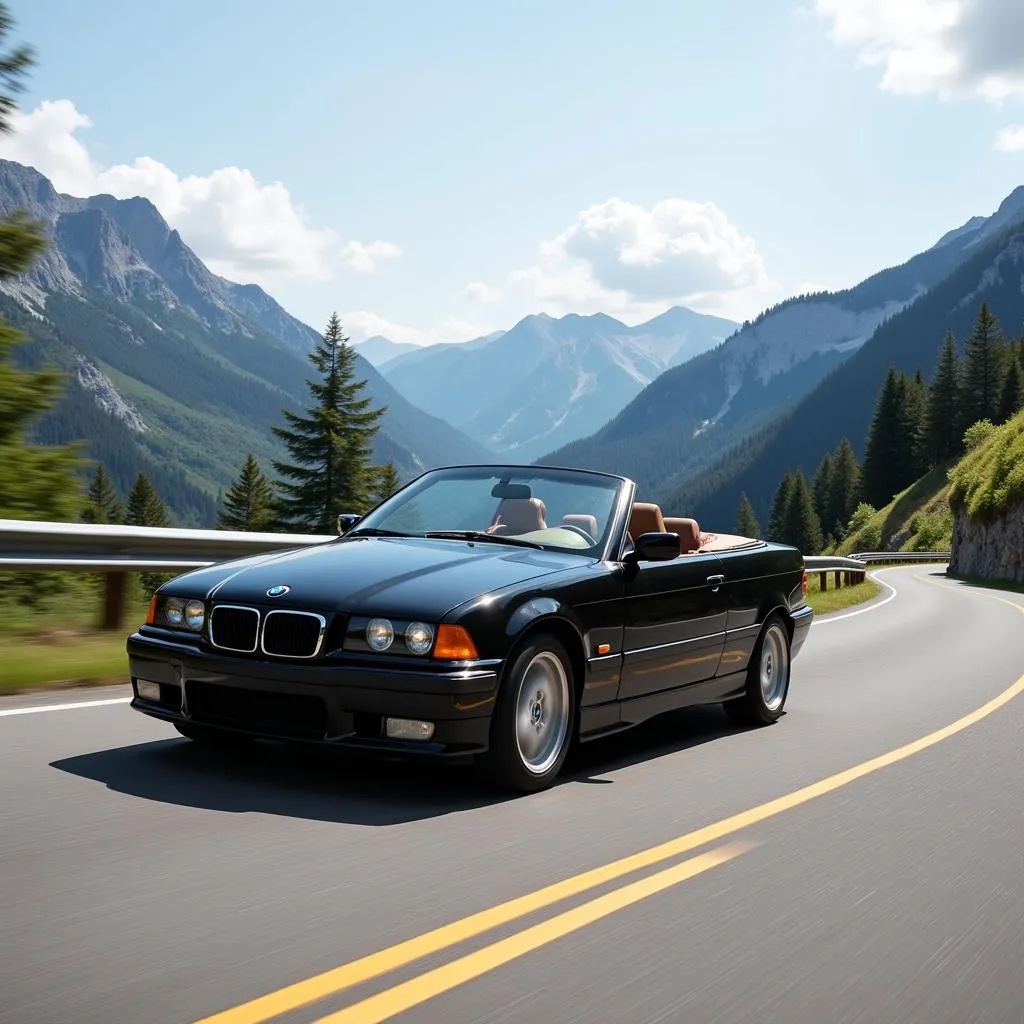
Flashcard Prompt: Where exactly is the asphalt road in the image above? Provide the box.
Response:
[3,565,1024,1024]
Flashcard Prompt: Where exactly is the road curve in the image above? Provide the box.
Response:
[2,565,1024,1024]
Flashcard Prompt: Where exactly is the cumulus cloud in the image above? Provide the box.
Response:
[994,124,1024,152]
[477,196,772,322]
[339,239,403,273]
[463,280,502,302]
[813,0,1024,102]
[0,99,390,287]
[341,309,492,346]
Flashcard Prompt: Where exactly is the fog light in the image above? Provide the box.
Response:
[137,680,161,702]
[385,717,435,741]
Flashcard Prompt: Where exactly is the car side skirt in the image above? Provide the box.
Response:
[577,669,749,741]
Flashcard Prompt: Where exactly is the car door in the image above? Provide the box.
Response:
[616,550,728,701]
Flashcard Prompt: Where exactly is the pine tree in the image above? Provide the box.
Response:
[81,465,123,524]
[862,369,918,508]
[126,473,170,596]
[781,471,823,554]
[919,330,962,466]
[372,461,401,505]
[960,302,1006,430]
[735,491,761,538]
[766,471,793,542]
[272,313,387,531]
[810,452,833,527]
[997,359,1024,423]
[0,8,82,522]
[825,437,861,534]
[217,453,277,532]
[905,367,928,476]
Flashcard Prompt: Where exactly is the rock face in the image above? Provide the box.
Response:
[948,501,1024,584]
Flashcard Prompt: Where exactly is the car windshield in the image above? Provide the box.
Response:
[350,466,625,556]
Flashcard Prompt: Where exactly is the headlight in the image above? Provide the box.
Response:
[404,621,434,655]
[184,600,205,631]
[366,618,394,651]
[165,597,185,626]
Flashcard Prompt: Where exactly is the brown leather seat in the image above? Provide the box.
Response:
[663,516,701,553]
[491,497,547,534]
[561,513,598,537]
[627,502,666,541]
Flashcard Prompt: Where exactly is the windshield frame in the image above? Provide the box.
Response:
[349,464,636,562]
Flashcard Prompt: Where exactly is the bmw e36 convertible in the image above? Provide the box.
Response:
[127,464,813,792]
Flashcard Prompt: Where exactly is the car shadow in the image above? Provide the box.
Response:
[49,705,749,826]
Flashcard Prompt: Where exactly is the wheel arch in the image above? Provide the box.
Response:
[504,602,587,706]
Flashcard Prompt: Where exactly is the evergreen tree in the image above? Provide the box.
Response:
[919,330,962,466]
[960,302,1005,430]
[126,473,170,596]
[735,491,760,538]
[997,359,1023,423]
[810,452,833,527]
[81,465,123,524]
[766,471,793,542]
[272,313,387,531]
[781,471,823,554]
[825,437,861,534]
[217,453,277,532]
[0,7,81,521]
[905,367,928,476]
[371,461,401,505]
[862,369,918,508]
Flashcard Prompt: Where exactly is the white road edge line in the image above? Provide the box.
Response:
[810,566,900,624]
[0,696,131,718]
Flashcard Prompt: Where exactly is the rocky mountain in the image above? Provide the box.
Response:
[541,186,1024,503]
[380,306,738,461]
[666,217,1024,530]
[351,334,421,367]
[0,159,491,525]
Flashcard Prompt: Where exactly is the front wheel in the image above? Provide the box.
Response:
[483,634,576,793]
[723,614,791,726]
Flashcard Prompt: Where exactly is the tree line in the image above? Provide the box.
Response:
[738,302,1024,553]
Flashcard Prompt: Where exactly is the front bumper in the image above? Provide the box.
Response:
[127,631,500,757]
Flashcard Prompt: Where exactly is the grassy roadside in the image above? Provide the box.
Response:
[0,576,147,696]
[804,571,883,616]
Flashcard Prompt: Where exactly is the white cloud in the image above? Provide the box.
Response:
[994,124,1024,152]
[339,239,403,273]
[0,99,343,286]
[341,309,492,346]
[478,196,773,322]
[814,0,1024,102]
[464,280,502,302]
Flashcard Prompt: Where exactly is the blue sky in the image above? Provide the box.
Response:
[5,0,1024,343]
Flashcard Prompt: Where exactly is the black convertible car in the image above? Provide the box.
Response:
[128,464,813,792]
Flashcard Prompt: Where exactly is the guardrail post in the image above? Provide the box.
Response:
[102,571,127,631]
[834,570,842,589]
[818,571,827,591]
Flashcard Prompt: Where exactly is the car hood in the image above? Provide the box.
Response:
[166,536,587,620]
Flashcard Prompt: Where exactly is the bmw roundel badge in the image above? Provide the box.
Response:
[266,585,290,597]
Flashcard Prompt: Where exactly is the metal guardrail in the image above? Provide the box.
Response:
[0,517,954,629]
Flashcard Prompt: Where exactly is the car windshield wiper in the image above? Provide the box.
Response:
[346,527,410,538]
[423,530,543,549]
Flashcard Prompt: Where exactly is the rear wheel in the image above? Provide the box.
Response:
[483,633,576,793]
[724,613,791,726]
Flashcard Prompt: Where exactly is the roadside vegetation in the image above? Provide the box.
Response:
[804,571,883,616]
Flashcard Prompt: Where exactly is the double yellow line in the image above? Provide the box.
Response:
[197,577,1024,1024]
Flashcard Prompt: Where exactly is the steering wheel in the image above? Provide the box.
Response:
[559,523,597,545]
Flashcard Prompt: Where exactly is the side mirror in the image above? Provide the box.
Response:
[337,513,362,535]
[627,531,681,563]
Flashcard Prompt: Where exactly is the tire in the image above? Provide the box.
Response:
[173,721,250,746]
[482,633,576,793]
[723,613,792,726]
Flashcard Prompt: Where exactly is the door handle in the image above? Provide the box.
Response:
[706,574,725,591]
